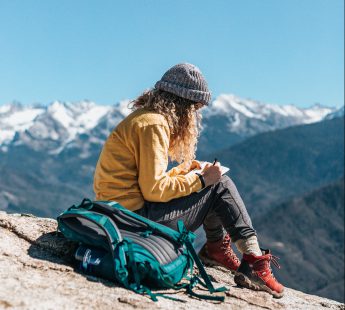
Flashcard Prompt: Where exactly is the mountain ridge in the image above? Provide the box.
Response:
[1,94,340,155]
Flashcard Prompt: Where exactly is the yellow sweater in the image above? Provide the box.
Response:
[93,108,203,211]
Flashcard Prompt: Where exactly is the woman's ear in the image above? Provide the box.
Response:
[194,102,204,110]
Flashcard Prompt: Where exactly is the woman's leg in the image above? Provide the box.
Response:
[135,174,256,243]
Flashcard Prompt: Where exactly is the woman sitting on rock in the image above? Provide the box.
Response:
[93,63,284,298]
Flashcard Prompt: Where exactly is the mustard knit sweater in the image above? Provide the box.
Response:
[93,108,203,211]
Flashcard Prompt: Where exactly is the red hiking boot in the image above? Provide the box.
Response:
[198,234,240,272]
[234,249,284,298]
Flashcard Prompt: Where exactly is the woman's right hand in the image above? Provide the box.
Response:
[201,162,222,187]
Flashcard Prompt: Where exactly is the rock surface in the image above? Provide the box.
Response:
[0,211,344,310]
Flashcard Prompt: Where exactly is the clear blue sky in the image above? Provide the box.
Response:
[0,0,343,108]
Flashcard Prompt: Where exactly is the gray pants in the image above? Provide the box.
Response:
[134,175,256,242]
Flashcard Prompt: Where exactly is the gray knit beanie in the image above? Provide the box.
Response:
[154,63,211,105]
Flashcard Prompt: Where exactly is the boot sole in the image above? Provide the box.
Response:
[234,272,284,299]
[198,254,238,274]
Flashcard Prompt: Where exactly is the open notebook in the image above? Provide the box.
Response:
[186,161,230,176]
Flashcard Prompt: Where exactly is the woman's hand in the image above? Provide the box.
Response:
[189,160,202,170]
[201,162,222,187]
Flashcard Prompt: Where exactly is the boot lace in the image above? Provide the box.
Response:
[221,234,240,264]
[270,255,281,269]
[258,254,281,280]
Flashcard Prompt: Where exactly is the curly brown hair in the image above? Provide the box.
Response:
[128,88,205,170]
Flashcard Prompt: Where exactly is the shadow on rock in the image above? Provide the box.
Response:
[27,231,121,288]
[28,231,78,264]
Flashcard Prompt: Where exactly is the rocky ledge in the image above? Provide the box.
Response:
[0,211,344,310]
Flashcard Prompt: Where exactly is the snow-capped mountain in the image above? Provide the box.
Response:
[324,106,345,120]
[0,100,131,152]
[204,94,334,131]
[198,94,337,155]
[0,94,339,154]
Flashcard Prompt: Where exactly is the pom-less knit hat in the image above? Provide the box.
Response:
[154,63,211,105]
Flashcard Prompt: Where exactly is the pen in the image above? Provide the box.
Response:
[212,158,217,166]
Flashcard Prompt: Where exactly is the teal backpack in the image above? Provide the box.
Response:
[57,198,228,302]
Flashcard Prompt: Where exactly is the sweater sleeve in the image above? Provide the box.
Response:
[167,160,202,177]
[137,124,202,202]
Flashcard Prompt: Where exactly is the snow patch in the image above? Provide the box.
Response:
[212,94,263,119]
[3,109,44,128]
[0,104,11,114]
[232,113,241,127]
[303,106,333,124]
[115,100,132,117]
[0,107,45,144]
[77,105,112,129]
[0,130,16,144]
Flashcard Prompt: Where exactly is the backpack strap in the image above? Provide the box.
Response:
[68,198,93,210]
[177,220,228,301]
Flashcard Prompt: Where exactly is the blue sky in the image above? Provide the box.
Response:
[0,0,343,108]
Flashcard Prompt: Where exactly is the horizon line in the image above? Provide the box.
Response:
[0,92,342,110]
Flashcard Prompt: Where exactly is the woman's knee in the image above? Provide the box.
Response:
[219,174,235,188]
[218,174,243,201]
